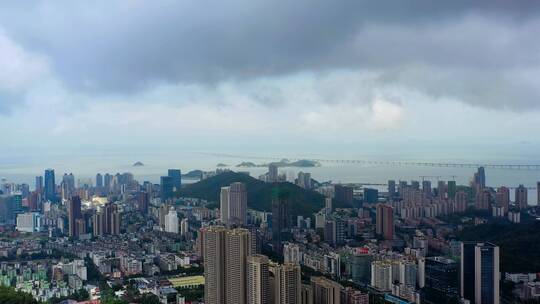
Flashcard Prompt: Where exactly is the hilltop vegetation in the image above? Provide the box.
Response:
[178,171,349,217]
[455,217,540,273]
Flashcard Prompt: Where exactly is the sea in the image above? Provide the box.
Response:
[1,149,538,204]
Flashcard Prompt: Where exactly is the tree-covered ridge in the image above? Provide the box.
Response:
[456,218,540,273]
[178,171,349,217]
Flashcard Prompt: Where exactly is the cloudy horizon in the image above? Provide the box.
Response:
[1,1,540,159]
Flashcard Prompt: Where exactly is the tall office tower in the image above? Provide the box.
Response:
[475,167,486,190]
[363,188,378,204]
[411,180,420,190]
[447,180,457,199]
[44,169,56,202]
[103,173,112,192]
[180,218,189,237]
[334,185,353,205]
[422,180,432,198]
[461,242,500,304]
[164,208,179,233]
[137,191,149,214]
[96,174,103,188]
[229,182,247,226]
[456,191,467,212]
[388,180,396,199]
[168,169,182,192]
[270,262,302,304]
[220,187,230,226]
[268,164,278,182]
[35,176,43,194]
[68,196,82,237]
[423,257,459,303]
[376,204,394,240]
[160,176,174,202]
[515,184,528,209]
[272,188,291,255]
[311,276,342,304]
[495,187,510,211]
[475,190,491,210]
[204,226,227,304]
[247,255,270,304]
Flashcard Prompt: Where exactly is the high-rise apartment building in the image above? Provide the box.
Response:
[96,173,103,188]
[475,190,490,210]
[376,204,394,240]
[220,186,230,226]
[456,191,467,212]
[164,208,179,233]
[515,184,528,209]
[495,187,510,212]
[247,255,270,304]
[461,242,500,304]
[270,262,302,304]
[388,180,396,198]
[229,182,247,226]
[334,185,353,205]
[311,276,342,304]
[35,176,43,194]
[447,180,457,199]
[68,196,82,238]
[537,181,540,206]
[203,226,251,304]
[268,164,278,182]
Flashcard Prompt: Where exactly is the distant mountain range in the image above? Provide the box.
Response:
[236,159,321,168]
[178,171,349,217]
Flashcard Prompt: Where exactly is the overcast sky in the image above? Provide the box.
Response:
[1,1,540,159]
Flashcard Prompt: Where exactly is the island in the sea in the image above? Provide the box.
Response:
[132,161,144,167]
[236,159,320,168]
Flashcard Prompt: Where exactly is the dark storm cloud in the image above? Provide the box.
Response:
[0,0,540,109]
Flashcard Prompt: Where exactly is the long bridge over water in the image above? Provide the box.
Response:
[204,153,540,171]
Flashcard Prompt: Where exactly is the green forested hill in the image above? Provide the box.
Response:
[178,171,349,217]
[456,218,540,273]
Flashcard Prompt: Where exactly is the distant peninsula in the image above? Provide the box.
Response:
[133,161,144,167]
[216,163,229,167]
[236,159,320,168]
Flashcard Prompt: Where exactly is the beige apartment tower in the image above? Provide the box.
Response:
[247,254,270,304]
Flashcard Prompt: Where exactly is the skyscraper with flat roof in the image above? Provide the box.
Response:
[44,169,56,202]
[160,176,174,201]
[270,262,302,304]
[272,188,291,255]
[220,186,230,226]
[168,169,182,192]
[461,242,500,304]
